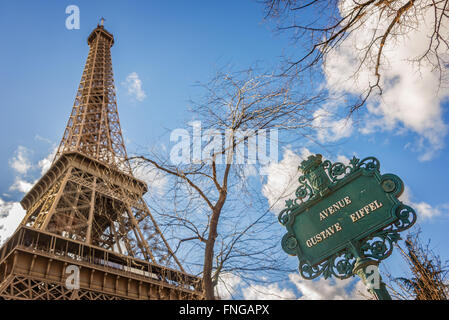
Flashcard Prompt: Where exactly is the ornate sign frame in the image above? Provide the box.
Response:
[279,155,417,281]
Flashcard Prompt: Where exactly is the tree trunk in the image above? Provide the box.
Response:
[202,193,226,299]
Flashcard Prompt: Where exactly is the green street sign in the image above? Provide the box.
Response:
[279,155,416,284]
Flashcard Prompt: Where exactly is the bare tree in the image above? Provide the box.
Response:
[262,0,449,111]
[129,69,324,299]
[386,229,449,300]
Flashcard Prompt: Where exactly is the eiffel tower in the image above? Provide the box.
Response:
[0,21,202,300]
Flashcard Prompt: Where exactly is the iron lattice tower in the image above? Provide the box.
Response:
[0,23,202,300]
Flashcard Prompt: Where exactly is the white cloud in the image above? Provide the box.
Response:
[261,148,352,214]
[9,146,32,174]
[323,0,449,161]
[313,107,354,143]
[0,198,26,244]
[7,146,56,195]
[242,282,297,300]
[9,178,33,193]
[215,272,242,300]
[261,147,311,214]
[336,154,350,164]
[34,134,52,144]
[289,273,367,300]
[123,72,146,102]
[132,162,168,196]
[399,186,448,220]
[1,147,59,241]
[37,147,57,175]
[8,146,35,194]
[238,273,367,300]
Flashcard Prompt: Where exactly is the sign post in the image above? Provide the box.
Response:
[279,154,417,300]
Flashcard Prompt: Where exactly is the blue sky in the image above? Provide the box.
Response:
[0,1,448,299]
